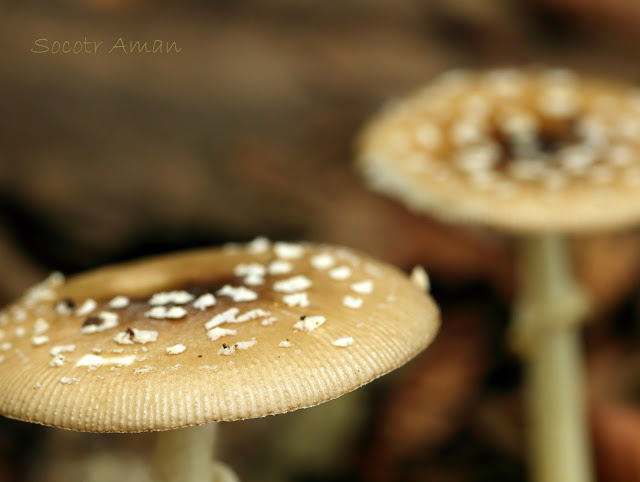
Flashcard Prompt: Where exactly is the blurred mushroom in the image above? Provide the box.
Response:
[0,238,439,482]
[356,67,640,482]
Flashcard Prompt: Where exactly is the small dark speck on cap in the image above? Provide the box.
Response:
[198,355,202,358]
[125,328,134,337]
[82,316,101,327]
[222,343,229,349]
[300,315,306,320]
[56,298,75,309]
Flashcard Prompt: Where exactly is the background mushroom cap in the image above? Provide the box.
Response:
[0,240,439,433]
[357,68,640,234]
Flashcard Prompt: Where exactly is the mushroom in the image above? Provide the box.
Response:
[0,238,439,481]
[356,67,640,482]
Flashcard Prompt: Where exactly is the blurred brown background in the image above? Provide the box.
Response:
[3,0,640,481]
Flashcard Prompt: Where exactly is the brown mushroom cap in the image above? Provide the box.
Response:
[0,240,439,432]
[357,68,640,234]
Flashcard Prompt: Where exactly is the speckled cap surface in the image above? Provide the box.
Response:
[358,68,640,234]
[0,239,439,432]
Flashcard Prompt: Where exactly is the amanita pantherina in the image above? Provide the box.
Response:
[0,238,439,481]
[357,68,640,482]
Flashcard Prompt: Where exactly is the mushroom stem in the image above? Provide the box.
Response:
[151,423,239,482]
[512,234,593,482]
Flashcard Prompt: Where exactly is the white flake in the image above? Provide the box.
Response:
[76,354,136,367]
[332,337,354,347]
[283,292,309,307]
[217,285,258,302]
[247,236,270,254]
[273,275,312,293]
[329,266,352,280]
[218,344,236,356]
[134,365,154,375]
[76,299,97,317]
[81,311,120,334]
[268,260,293,275]
[108,296,130,309]
[351,280,374,294]
[113,328,158,345]
[279,340,292,348]
[22,272,63,306]
[55,300,74,316]
[0,342,11,351]
[33,318,49,335]
[113,331,133,345]
[49,354,66,367]
[50,344,75,356]
[15,326,25,337]
[274,242,304,259]
[294,315,326,332]
[12,308,26,322]
[234,263,266,277]
[311,253,335,270]
[411,266,430,292]
[455,142,501,172]
[145,306,187,320]
[218,338,257,355]
[207,327,237,341]
[31,335,49,346]
[149,291,194,306]
[205,308,240,330]
[235,339,257,350]
[559,146,597,173]
[450,120,486,146]
[236,309,271,322]
[193,293,216,310]
[132,329,158,344]
[576,116,608,146]
[343,296,363,309]
[59,377,79,385]
[235,264,266,285]
[244,273,265,286]
[261,317,278,326]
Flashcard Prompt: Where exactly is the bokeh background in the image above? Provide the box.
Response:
[3,0,640,480]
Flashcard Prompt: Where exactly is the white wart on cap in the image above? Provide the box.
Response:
[358,68,640,233]
[0,240,439,432]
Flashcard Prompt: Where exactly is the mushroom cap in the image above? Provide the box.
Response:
[0,240,439,432]
[357,68,640,234]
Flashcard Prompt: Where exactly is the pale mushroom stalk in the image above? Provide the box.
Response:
[151,424,239,482]
[513,234,591,482]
